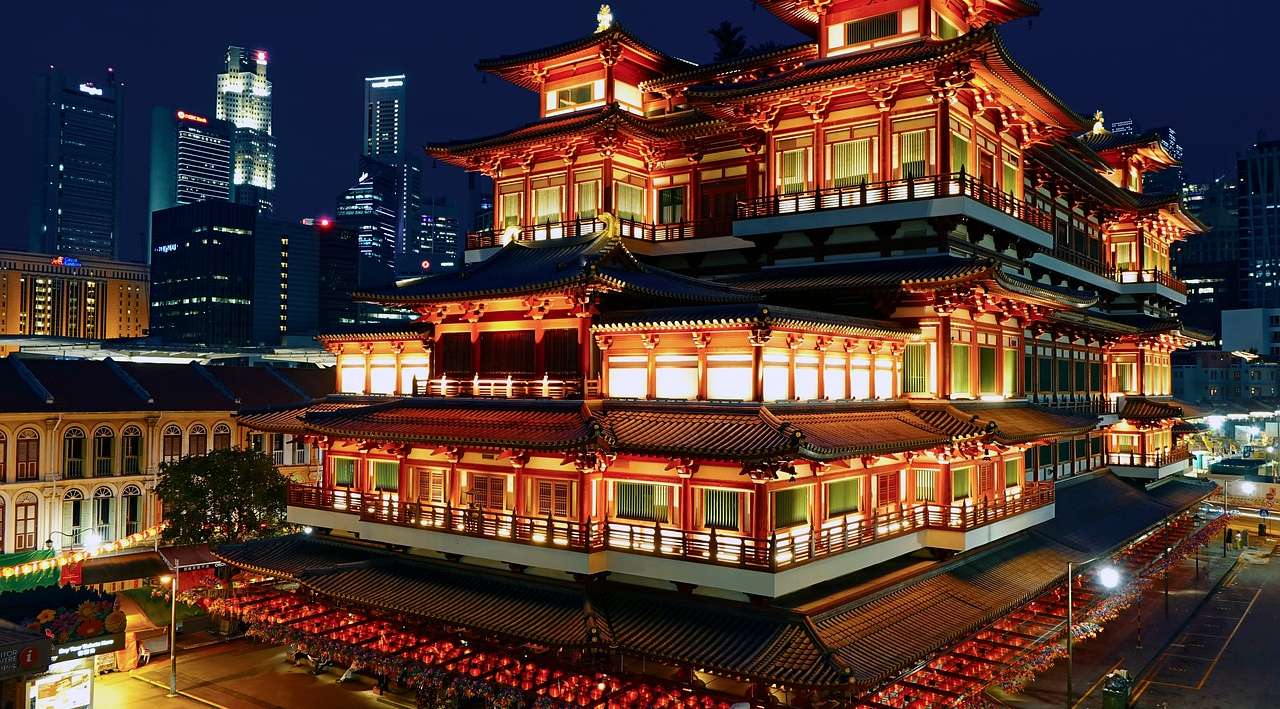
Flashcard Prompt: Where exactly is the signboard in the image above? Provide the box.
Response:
[49,256,82,268]
[0,634,51,680]
[31,662,91,709]
[51,634,123,663]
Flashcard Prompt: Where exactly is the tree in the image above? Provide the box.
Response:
[709,21,747,62]
[155,448,292,546]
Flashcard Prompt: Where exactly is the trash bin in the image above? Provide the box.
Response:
[1101,669,1132,709]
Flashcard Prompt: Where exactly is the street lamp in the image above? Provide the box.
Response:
[44,529,100,552]
[1065,559,1121,708]
[159,558,197,698]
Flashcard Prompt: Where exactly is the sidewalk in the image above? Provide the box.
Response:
[993,538,1246,708]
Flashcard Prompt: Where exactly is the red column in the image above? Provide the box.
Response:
[752,483,770,540]
[398,456,411,500]
[680,477,693,531]
[938,319,952,399]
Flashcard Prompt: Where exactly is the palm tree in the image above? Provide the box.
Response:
[709,21,747,62]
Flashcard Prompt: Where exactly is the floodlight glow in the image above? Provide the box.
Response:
[1098,566,1120,589]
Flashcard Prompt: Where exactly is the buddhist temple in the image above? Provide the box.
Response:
[217,3,1223,707]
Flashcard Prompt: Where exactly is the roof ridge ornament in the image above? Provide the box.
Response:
[1092,109,1108,136]
[595,4,614,33]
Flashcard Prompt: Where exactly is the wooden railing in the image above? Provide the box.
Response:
[1031,396,1118,416]
[1107,445,1191,468]
[411,373,590,400]
[1045,244,1112,278]
[736,172,1055,234]
[465,216,732,250]
[1116,268,1188,295]
[288,482,1055,572]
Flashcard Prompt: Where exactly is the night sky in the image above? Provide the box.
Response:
[3,0,1274,263]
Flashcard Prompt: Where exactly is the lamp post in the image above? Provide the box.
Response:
[161,558,182,698]
[1065,559,1121,708]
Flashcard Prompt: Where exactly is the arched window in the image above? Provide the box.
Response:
[162,425,183,463]
[63,427,86,479]
[0,430,7,484]
[188,424,208,457]
[122,425,143,475]
[14,492,38,551]
[93,487,114,542]
[16,429,39,482]
[121,484,143,536]
[212,423,232,451]
[93,427,115,477]
[62,488,85,545]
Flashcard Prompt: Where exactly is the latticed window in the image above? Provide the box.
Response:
[469,473,505,510]
[952,466,973,501]
[1002,154,1020,195]
[1004,459,1021,488]
[701,488,741,531]
[830,139,871,188]
[914,469,938,502]
[951,132,970,174]
[826,478,862,517]
[898,130,928,179]
[979,346,997,394]
[535,480,572,519]
[877,472,900,507]
[122,426,143,474]
[371,460,399,493]
[575,181,599,219]
[615,482,670,523]
[844,12,898,44]
[773,487,810,529]
[333,458,356,487]
[1004,350,1019,396]
[93,487,113,541]
[555,83,593,108]
[614,182,644,222]
[904,343,929,394]
[93,428,114,477]
[500,193,522,228]
[1058,441,1072,464]
[15,493,38,551]
[657,187,685,224]
[417,469,446,504]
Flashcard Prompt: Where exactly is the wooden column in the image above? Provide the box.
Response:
[398,454,411,500]
[470,322,482,376]
[938,318,952,399]
[938,99,951,175]
[644,334,659,400]
[765,133,777,197]
[597,335,611,397]
[680,476,693,531]
[512,457,527,517]
[812,126,825,193]
[816,341,827,400]
[867,342,878,400]
[694,333,710,400]
[361,344,373,395]
[939,465,952,506]
[891,345,901,399]
[752,482,770,541]
[533,320,546,376]
[578,312,593,394]
[787,344,797,401]
[880,112,893,182]
[392,342,404,396]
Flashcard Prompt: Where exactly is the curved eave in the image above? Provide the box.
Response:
[316,330,429,343]
[993,271,1099,308]
[352,273,598,305]
[592,315,917,340]
[639,43,820,93]
[305,422,598,453]
[802,435,953,461]
[475,25,695,90]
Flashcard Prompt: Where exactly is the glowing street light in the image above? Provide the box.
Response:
[1242,482,1257,496]
[1098,566,1121,589]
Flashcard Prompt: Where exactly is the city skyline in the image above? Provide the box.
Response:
[2,0,1277,262]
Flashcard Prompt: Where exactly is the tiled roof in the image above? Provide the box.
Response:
[236,397,381,435]
[753,0,1039,36]
[213,534,389,580]
[279,368,339,400]
[994,270,1098,308]
[358,232,758,306]
[1119,397,1184,421]
[721,254,991,293]
[1078,129,1168,155]
[953,402,1100,444]
[0,358,328,414]
[303,398,600,451]
[1045,473,1214,554]
[594,303,917,340]
[475,25,694,88]
[639,42,819,92]
[601,402,798,460]
[773,402,962,458]
[316,321,432,343]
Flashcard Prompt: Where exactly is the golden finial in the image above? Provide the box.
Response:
[596,4,614,33]
[1092,110,1107,136]
[597,211,620,238]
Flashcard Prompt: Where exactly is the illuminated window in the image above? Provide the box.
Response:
[615,482,670,523]
[654,355,697,399]
[339,361,365,394]
[939,15,962,40]
[773,487,810,529]
[371,460,399,493]
[1003,459,1021,488]
[978,346,997,395]
[898,130,928,180]
[122,426,143,473]
[950,129,970,175]
[904,343,929,394]
[824,354,847,399]
[795,354,820,400]
[657,187,686,224]
[762,352,790,401]
[851,356,871,400]
[532,186,563,225]
[555,83,594,109]
[535,479,572,518]
[830,139,872,188]
[212,423,231,451]
[1003,349,1018,397]
[92,427,114,476]
[951,466,973,501]
[844,12,898,45]
[826,478,862,517]
[701,488,741,531]
[614,182,644,222]
[874,357,894,398]
[951,344,971,395]
[400,356,430,395]
[369,356,396,395]
[575,180,599,219]
[417,468,447,504]
[706,354,753,400]
[780,148,807,194]
[607,358,647,398]
[333,457,356,487]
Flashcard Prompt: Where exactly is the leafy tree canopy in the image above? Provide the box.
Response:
[155,448,292,546]
[709,21,747,62]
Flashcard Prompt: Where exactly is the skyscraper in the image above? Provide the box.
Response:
[217,47,276,214]
[335,156,399,288]
[1238,139,1280,309]
[30,68,123,259]
[147,107,233,256]
[417,195,461,270]
[362,75,406,161]
[1173,177,1240,336]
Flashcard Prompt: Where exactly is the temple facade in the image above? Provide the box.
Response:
[226,3,1217,706]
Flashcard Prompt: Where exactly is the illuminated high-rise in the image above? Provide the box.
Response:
[216,46,276,214]
[362,75,405,162]
[30,69,123,259]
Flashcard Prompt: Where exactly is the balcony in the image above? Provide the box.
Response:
[412,373,598,400]
[1116,268,1188,296]
[734,172,1054,241]
[466,217,732,250]
[287,482,1055,595]
[1108,444,1191,480]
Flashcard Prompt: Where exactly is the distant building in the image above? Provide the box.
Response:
[216,47,276,214]
[468,172,494,234]
[0,250,148,342]
[30,69,123,259]
[313,219,359,328]
[150,201,318,346]
[335,157,399,287]
[1173,349,1280,403]
[1238,140,1280,309]
[1221,308,1280,358]
[1173,177,1240,336]
[147,108,233,256]
[362,75,405,162]
[417,196,462,271]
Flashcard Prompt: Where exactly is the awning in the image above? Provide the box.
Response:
[81,551,170,585]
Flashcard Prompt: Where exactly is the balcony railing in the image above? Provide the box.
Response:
[412,373,592,400]
[466,216,732,250]
[1116,269,1188,295]
[1031,396,1118,416]
[288,481,1055,572]
[735,172,1055,234]
[1107,445,1191,468]
[1044,244,1112,278]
